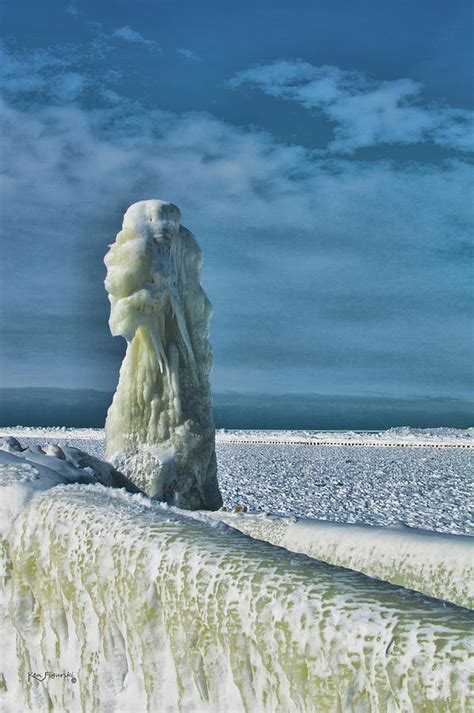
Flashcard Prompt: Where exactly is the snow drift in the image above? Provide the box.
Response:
[210,512,473,609]
[1,481,473,713]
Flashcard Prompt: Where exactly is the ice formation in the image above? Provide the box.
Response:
[0,439,140,535]
[1,483,473,713]
[216,426,474,447]
[210,512,474,608]
[1,437,473,711]
[104,200,222,509]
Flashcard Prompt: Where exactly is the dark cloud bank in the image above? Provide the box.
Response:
[1,389,472,430]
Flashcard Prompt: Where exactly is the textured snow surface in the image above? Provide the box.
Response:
[2,430,471,606]
[209,512,473,608]
[2,484,473,713]
[1,428,473,711]
[2,428,472,534]
[217,443,473,535]
[217,426,474,446]
[2,425,473,445]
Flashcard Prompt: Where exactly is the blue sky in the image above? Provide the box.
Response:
[0,0,473,416]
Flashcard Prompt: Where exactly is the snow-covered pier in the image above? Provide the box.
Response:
[218,438,473,448]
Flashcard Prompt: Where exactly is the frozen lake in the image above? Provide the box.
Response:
[217,442,473,534]
[10,430,473,535]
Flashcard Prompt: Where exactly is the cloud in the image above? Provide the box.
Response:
[0,46,88,102]
[0,44,69,95]
[230,61,474,154]
[0,41,121,104]
[178,48,202,62]
[0,44,472,398]
[112,25,159,49]
[65,3,78,17]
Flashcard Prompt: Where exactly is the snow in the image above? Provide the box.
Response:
[2,428,471,607]
[0,436,140,536]
[217,442,473,534]
[0,451,65,538]
[208,511,473,608]
[104,200,221,509]
[1,483,473,713]
[1,427,472,534]
[0,427,473,711]
[2,424,472,446]
[216,425,474,447]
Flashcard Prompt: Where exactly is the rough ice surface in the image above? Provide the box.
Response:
[218,443,474,535]
[210,512,473,608]
[0,430,473,710]
[0,436,140,494]
[0,435,143,549]
[4,425,472,446]
[3,428,472,533]
[216,426,474,446]
[1,483,473,713]
[104,200,222,509]
[2,431,471,608]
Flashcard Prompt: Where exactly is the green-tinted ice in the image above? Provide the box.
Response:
[209,511,474,609]
[2,484,473,712]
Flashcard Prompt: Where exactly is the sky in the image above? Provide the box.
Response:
[0,0,473,424]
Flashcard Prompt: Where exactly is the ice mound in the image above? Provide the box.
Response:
[216,426,474,446]
[1,484,473,712]
[0,437,140,535]
[209,511,474,608]
[104,200,222,510]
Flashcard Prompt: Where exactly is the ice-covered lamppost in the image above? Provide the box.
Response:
[104,200,222,510]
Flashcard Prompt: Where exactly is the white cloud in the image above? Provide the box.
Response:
[0,46,87,101]
[0,42,123,104]
[53,72,87,101]
[0,45,472,394]
[112,25,159,49]
[230,61,474,153]
[100,88,122,104]
[178,48,202,62]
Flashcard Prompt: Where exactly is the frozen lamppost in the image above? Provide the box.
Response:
[104,200,222,510]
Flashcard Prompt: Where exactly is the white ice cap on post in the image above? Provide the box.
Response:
[122,200,181,234]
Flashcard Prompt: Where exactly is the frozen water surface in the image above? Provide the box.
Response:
[216,443,473,534]
[7,429,473,535]
[2,484,473,713]
[217,444,474,534]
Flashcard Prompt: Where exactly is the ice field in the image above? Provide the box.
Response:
[4,427,473,534]
[1,427,473,712]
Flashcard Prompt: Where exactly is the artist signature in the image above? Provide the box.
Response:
[28,671,77,684]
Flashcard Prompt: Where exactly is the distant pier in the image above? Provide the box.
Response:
[217,439,473,449]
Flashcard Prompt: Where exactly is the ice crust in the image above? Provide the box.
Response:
[2,429,472,534]
[104,200,222,509]
[1,432,471,607]
[1,483,473,713]
[219,443,473,534]
[1,434,473,711]
[210,512,473,608]
[2,425,472,446]
[217,426,474,447]
[0,436,142,536]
